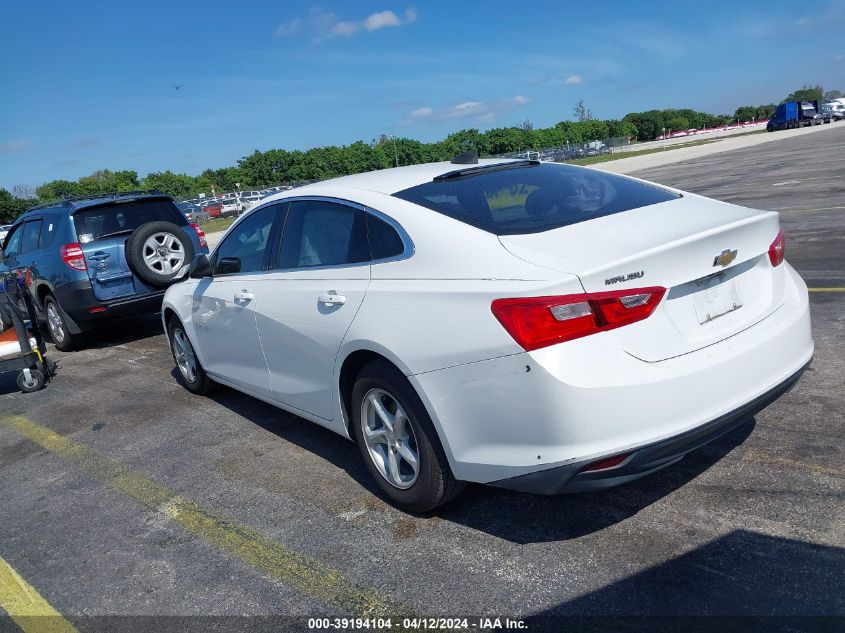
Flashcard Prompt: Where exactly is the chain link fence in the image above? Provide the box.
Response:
[495,136,633,162]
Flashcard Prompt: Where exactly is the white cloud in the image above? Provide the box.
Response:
[274,17,303,36]
[564,75,582,85]
[835,53,844,61]
[332,20,360,36]
[0,140,31,154]
[795,16,812,27]
[402,95,530,126]
[275,7,417,40]
[364,10,402,31]
[409,106,433,118]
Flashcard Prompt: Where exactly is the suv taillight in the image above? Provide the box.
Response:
[768,229,785,267]
[491,287,666,351]
[60,243,87,271]
[191,223,207,248]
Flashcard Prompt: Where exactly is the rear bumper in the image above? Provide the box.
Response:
[411,262,813,485]
[490,360,809,494]
[54,280,165,324]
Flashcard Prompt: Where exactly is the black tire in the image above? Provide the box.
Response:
[43,295,80,352]
[351,360,464,512]
[43,358,58,378]
[17,369,45,393]
[167,318,214,395]
[125,221,196,287]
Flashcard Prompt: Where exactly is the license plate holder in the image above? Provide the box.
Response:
[693,275,743,324]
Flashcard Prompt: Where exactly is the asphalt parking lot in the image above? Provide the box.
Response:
[1,127,843,632]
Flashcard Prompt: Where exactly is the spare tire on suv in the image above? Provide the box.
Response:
[125,221,196,287]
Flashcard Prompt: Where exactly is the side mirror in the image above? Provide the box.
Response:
[187,253,213,279]
[215,256,241,276]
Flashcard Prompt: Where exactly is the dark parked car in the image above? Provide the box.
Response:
[0,191,208,350]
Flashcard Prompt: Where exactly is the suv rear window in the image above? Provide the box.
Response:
[393,163,680,235]
[73,198,186,243]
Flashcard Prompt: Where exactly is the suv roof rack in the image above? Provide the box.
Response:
[29,190,168,211]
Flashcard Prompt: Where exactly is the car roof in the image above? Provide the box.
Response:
[282,158,524,197]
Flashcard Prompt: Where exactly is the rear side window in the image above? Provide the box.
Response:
[39,216,60,249]
[20,220,42,253]
[393,163,680,235]
[73,198,186,243]
[278,201,368,269]
[366,214,404,260]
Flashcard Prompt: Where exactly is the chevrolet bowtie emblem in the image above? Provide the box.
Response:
[713,249,737,268]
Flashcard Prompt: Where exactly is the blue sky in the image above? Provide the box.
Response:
[1,0,843,189]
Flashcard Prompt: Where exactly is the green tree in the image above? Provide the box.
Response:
[141,170,195,198]
[667,116,690,131]
[783,85,824,103]
[0,188,37,223]
[733,106,757,122]
[755,104,776,120]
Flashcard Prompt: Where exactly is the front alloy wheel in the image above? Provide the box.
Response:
[171,326,197,384]
[167,319,214,395]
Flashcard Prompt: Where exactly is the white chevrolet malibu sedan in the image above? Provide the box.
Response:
[162,158,813,511]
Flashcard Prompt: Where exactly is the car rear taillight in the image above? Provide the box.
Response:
[60,243,87,271]
[491,286,666,351]
[191,223,207,248]
[768,229,785,267]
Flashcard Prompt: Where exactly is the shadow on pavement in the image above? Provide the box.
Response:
[524,529,844,630]
[434,420,755,544]
[206,376,758,542]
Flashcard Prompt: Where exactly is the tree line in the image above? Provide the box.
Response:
[1,85,840,223]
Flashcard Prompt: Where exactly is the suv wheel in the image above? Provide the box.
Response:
[125,221,196,287]
[351,360,464,512]
[43,295,79,352]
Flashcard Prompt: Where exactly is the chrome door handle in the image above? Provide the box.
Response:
[318,293,346,306]
[88,252,111,261]
[234,290,254,303]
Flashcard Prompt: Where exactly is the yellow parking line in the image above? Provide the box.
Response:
[808,288,845,292]
[0,554,78,633]
[1,415,412,618]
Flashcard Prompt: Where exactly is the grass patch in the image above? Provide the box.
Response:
[567,129,766,166]
[197,216,236,234]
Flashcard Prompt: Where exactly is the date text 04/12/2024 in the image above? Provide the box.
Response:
[307,617,527,630]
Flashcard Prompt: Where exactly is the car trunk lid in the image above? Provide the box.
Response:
[498,194,786,361]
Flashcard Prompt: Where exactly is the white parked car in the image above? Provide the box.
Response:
[0,224,13,243]
[162,158,813,511]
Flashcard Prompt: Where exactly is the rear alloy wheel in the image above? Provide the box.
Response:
[351,360,464,512]
[167,319,214,395]
[361,388,420,489]
[125,221,196,287]
[43,295,79,352]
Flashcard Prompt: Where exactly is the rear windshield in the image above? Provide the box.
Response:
[393,163,680,235]
[73,198,185,243]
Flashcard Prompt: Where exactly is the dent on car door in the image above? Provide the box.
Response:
[255,200,371,421]
[190,203,282,398]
